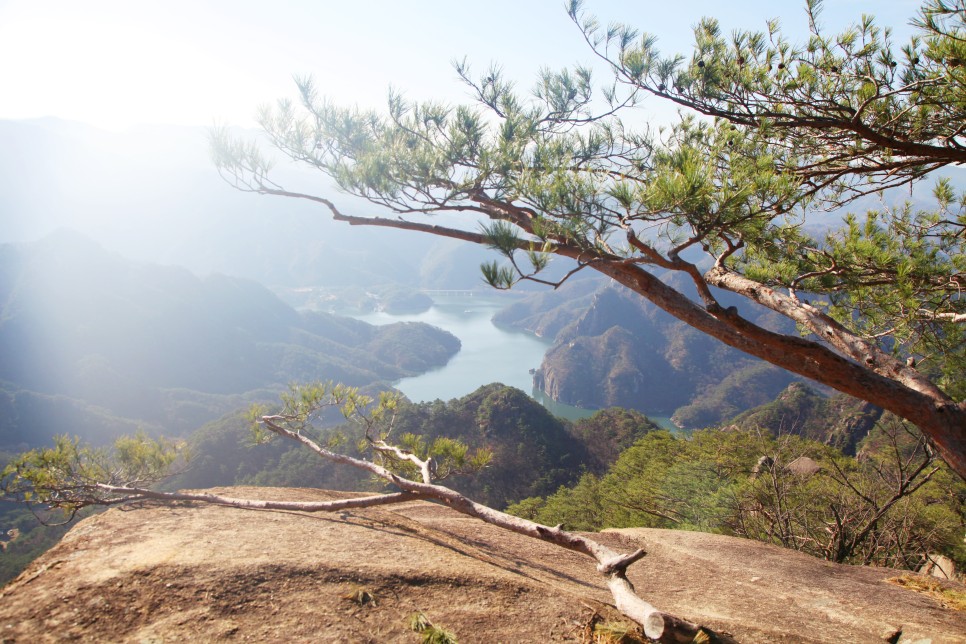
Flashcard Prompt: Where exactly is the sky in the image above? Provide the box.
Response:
[0,0,925,131]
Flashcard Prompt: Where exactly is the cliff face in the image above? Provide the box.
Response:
[1,487,963,643]
[534,286,797,418]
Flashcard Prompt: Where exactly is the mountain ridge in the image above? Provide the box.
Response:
[0,232,460,446]
[530,283,799,421]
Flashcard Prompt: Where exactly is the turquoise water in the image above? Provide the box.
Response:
[354,295,550,402]
[355,294,679,430]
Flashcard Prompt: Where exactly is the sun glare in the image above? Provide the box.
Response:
[0,6,268,131]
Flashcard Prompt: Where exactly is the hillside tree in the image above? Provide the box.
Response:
[212,0,966,477]
[508,422,964,570]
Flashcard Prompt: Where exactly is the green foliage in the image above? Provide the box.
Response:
[1,433,186,520]
[728,418,965,567]
[578,0,966,185]
[247,382,388,443]
[480,260,517,290]
[398,433,493,481]
[601,430,744,531]
[480,221,555,289]
[741,189,966,389]
[113,432,187,482]
[512,420,965,570]
[362,384,591,508]
[171,383,593,509]
[513,430,737,531]
[247,383,493,487]
[566,0,966,387]
[0,502,73,585]
[568,407,660,471]
[507,472,604,532]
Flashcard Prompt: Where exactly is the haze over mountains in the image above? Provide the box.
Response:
[0,232,460,448]
[0,118,504,290]
[0,116,522,449]
[8,116,959,435]
[8,116,956,291]
[0,117,905,444]
[5,116,963,438]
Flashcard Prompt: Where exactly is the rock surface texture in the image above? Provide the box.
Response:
[0,487,963,643]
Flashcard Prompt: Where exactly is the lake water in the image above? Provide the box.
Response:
[354,294,678,430]
[354,294,553,401]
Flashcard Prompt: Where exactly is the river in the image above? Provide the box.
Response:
[353,294,677,429]
[354,294,555,402]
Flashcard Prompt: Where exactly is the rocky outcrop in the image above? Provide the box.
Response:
[1,487,963,642]
[786,455,822,477]
[921,555,958,581]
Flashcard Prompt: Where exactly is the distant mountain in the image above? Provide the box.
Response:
[504,277,801,425]
[726,382,883,455]
[567,407,662,472]
[178,383,593,510]
[0,233,459,448]
[0,118,507,291]
[670,363,801,430]
[492,274,601,338]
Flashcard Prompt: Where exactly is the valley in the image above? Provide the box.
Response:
[2,0,966,637]
[0,116,963,629]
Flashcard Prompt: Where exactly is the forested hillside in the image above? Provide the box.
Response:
[0,119,506,292]
[501,277,801,425]
[509,408,965,574]
[727,382,884,456]
[172,384,657,510]
[0,232,459,448]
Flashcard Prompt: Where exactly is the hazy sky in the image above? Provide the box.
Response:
[0,0,923,131]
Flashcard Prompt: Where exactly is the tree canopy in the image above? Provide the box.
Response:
[510,419,965,570]
[212,0,966,477]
